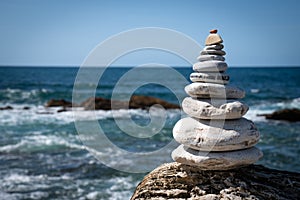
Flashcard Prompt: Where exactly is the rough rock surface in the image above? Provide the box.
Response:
[182,97,248,119]
[131,162,300,200]
[172,145,263,170]
[189,72,229,84]
[259,108,300,122]
[173,117,260,151]
[193,61,228,72]
[185,83,245,99]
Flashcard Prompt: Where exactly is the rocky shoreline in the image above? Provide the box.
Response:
[46,95,180,111]
[131,162,300,200]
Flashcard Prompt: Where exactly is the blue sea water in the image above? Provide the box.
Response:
[0,66,299,199]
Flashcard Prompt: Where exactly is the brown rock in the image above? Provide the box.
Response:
[210,29,218,34]
[258,108,300,122]
[131,162,300,200]
[46,99,73,107]
[0,105,13,110]
[80,95,180,110]
[129,95,180,110]
[57,108,68,113]
[80,97,125,110]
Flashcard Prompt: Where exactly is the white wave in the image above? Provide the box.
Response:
[0,134,84,153]
[0,88,50,101]
[250,88,260,93]
[0,103,182,126]
[105,176,139,200]
[244,107,269,122]
[4,173,47,183]
[0,172,137,200]
[0,172,71,199]
[107,191,133,200]
[245,97,300,122]
[2,97,299,125]
[0,191,20,200]
[84,191,101,200]
[75,176,138,200]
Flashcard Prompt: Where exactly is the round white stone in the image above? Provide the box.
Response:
[197,55,225,62]
[173,117,259,151]
[185,83,245,99]
[200,50,226,56]
[190,72,229,84]
[171,145,263,170]
[204,44,224,50]
[182,97,249,119]
[193,61,228,72]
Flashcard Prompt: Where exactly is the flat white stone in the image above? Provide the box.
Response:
[190,72,229,84]
[204,44,224,50]
[205,34,223,45]
[193,61,228,72]
[185,83,245,99]
[172,145,263,170]
[200,50,226,56]
[173,117,259,151]
[182,97,249,119]
[197,55,225,62]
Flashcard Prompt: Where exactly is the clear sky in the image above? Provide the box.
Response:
[1,0,300,67]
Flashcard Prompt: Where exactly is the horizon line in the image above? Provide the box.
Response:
[0,65,300,68]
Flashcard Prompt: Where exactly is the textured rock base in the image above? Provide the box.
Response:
[131,162,300,200]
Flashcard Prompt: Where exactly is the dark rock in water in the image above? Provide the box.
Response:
[23,106,30,110]
[80,95,180,110]
[258,108,300,122]
[0,106,13,110]
[57,108,68,113]
[46,99,73,107]
[129,95,180,110]
[80,97,124,110]
[131,162,300,200]
[46,96,179,111]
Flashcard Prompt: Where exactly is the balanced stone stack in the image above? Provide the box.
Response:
[171,29,263,170]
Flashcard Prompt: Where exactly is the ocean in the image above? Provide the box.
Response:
[0,66,299,199]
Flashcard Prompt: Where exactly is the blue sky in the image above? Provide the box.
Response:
[0,0,300,66]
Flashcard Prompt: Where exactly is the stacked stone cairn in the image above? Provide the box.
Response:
[171,29,263,170]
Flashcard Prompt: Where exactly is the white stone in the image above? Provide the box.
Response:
[197,55,225,62]
[172,145,263,170]
[182,97,249,119]
[190,72,229,84]
[185,83,245,99]
[205,34,223,45]
[204,44,224,50]
[193,61,228,72]
[173,117,259,151]
[200,50,226,56]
